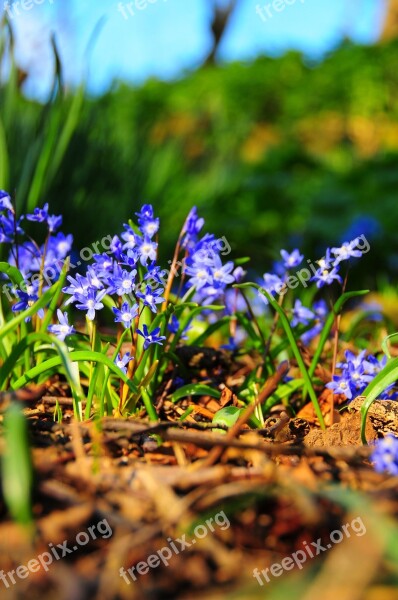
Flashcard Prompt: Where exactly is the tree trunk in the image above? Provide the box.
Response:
[203,0,237,66]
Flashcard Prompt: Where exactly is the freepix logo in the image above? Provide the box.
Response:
[256,0,305,23]
[253,516,366,586]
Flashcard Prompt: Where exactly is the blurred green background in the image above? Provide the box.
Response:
[1,1,398,286]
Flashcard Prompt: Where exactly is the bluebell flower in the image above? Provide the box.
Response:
[326,350,388,401]
[114,351,134,374]
[112,301,139,328]
[26,203,49,223]
[12,285,44,320]
[371,435,398,476]
[184,261,213,291]
[63,273,89,305]
[137,324,166,350]
[0,190,13,212]
[48,309,75,341]
[300,299,328,345]
[47,214,63,233]
[137,236,157,266]
[121,225,137,250]
[311,266,342,288]
[86,266,105,290]
[74,288,107,321]
[110,235,123,258]
[291,299,315,327]
[316,249,334,271]
[119,249,140,268]
[259,273,285,302]
[112,269,137,297]
[93,253,114,274]
[182,206,204,250]
[331,239,364,265]
[136,285,164,313]
[135,204,159,238]
[47,233,73,261]
[280,249,304,269]
[0,213,24,244]
[144,261,167,285]
[167,314,191,339]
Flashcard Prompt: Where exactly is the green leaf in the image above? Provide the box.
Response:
[171,383,221,403]
[213,405,261,429]
[1,403,32,527]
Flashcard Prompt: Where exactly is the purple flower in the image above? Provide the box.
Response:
[63,273,89,305]
[47,214,63,233]
[137,324,166,350]
[326,350,382,401]
[112,301,139,328]
[135,204,159,238]
[331,239,364,265]
[371,435,398,476]
[121,225,137,250]
[0,190,13,212]
[114,351,134,375]
[182,206,204,249]
[137,237,157,266]
[74,289,107,321]
[112,269,137,297]
[48,309,75,341]
[12,285,44,321]
[311,266,342,288]
[291,299,315,327]
[136,285,164,313]
[26,203,49,223]
[280,249,304,269]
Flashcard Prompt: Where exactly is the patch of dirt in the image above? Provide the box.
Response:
[304,411,377,447]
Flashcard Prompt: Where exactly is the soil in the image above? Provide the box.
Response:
[0,381,397,600]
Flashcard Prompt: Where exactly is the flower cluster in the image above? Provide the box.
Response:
[291,298,328,345]
[326,350,397,401]
[0,191,72,303]
[261,237,368,299]
[371,435,398,476]
[182,208,235,303]
[60,204,167,353]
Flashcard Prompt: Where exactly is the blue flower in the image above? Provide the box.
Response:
[331,239,364,265]
[121,225,137,250]
[46,233,73,262]
[114,351,134,374]
[291,299,315,327]
[26,203,49,223]
[74,288,107,321]
[311,266,342,288]
[326,350,384,401]
[137,236,157,266]
[63,273,89,305]
[182,206,204,249]
[136,285,164,313]
[280,249,304,269]
[93,253,114,274]
[137,324,166,350]
[0,190,13,212]
[112,301,139,328]
[12,285,44,321]
[47,214,63,233]
[0,213,24,244]
[48,309,75,341]
[135,204,159,238]
[371,435,398,476]
[112,269,137,297]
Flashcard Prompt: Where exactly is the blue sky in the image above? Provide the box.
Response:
[3,0,387,98]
